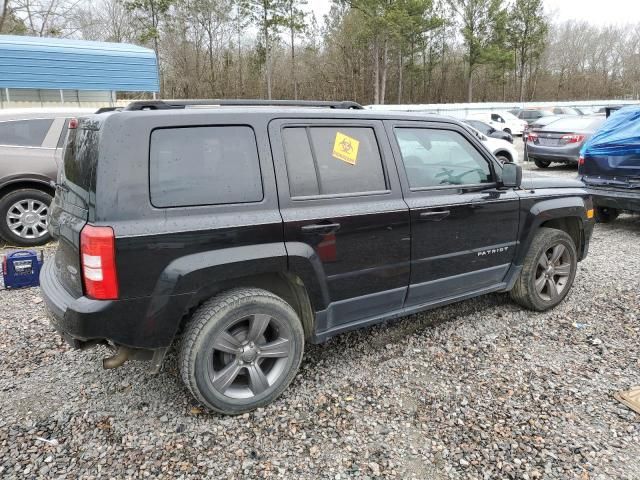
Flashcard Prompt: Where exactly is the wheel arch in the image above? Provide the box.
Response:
[0,176,55,199]
[181,271,316,341]
[516,197,588,265]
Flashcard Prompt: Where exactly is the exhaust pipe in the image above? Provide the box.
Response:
[103,347,131,369]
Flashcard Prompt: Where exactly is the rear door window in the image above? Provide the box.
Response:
[150,126,263,208]
[282,126,387,197]
[0,119,53,147]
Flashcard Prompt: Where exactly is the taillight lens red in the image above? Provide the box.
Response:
[69,118,78,129]
[527,132,538,142]
[578,156,585,166]
[561,134,585,144]
[80,225,119,300]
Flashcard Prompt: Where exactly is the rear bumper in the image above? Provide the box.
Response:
[526,144,581,164]
[585,185,640,212]
[40,259,191,350]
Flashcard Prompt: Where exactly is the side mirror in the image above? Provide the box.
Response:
[501,162,522,188]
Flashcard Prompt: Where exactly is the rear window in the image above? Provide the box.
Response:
[63,127,99,192]
[0,118,53,147]
[150,126,263,208]
[542,117,604,132]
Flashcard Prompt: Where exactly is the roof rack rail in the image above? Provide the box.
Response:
[123,99,364,111]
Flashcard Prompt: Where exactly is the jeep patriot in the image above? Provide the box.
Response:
[41,100,595,414]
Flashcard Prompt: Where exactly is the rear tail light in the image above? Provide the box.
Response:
[561,134,585,144]
[69,118,78,129]
[578,156,585,166]
[527,132,538,142]
[80,225,119,300]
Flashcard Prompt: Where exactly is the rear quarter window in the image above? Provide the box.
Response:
[150,126,263,208]
[0,118,53,147]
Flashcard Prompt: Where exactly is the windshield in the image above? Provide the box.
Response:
[542,116,605,132]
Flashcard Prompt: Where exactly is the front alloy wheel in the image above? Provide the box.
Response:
[510,227,577,311]
[534,244,572,302]
[180,288,305,414]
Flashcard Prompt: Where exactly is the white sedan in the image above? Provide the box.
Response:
[464,124,519,164]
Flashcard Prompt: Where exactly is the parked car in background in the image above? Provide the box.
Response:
[515,108,556,124]
[466,111,527,136]
[575,106,598,115]
[526,115,606,168]
[578,106,640,222]
[462,119,513,143]
[463,124,519,163]
[549,106,581,116]
[0,108,95,246]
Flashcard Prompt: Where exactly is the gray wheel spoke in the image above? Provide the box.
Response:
[546,278,559,300]
[550,244,565,264]
[248,314,270,342]
[247,363,269,395]
[535,273,546,293]
[212,360,242,393]
[213,331,242,354]
[555,263,571,276]
[35,204,47,214]
[538,254,548,269]
[258,338,290,358]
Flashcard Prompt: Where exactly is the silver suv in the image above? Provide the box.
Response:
[0,108,94,246]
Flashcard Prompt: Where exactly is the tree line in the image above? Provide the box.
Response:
[1,0,639,104]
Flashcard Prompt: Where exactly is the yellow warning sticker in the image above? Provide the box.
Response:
[332,132,360,165]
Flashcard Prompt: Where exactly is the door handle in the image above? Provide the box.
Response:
[419,210,450,221]
[301,223,341,234]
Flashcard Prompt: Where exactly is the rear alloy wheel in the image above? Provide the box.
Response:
[0,189,52,246]
[594,207,619,223]
[180,288,304,414]
[510,227,577,311]
[534,158,551,169]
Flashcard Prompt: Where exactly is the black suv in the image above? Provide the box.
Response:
[41,100,595,414]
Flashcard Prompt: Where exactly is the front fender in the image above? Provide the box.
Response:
[515,195,589,265]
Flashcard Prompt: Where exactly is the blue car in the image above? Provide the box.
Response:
[578,106,640,222]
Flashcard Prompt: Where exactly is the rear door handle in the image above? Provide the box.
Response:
[301,223,341,234]
[419,210,450,221]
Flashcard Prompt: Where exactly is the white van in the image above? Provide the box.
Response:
[466,111,527,136]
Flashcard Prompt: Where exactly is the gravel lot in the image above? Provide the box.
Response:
[1,147,639,479]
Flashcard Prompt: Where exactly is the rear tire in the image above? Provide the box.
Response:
[510,228,577,311]
[179,288,305,415]
[496,154,511,164]
[534,159,551,168]
[0,189,52,246]
[594,207,619,223]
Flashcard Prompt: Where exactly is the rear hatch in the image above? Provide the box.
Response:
[48,119,100,297]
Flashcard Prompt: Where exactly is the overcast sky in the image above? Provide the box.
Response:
[305,0,639,26]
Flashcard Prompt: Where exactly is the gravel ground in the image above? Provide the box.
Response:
[1,153,639,479]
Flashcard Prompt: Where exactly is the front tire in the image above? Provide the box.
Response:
[534,158,551,168]
[594,207,619,223]
[496,154,511,164]
[0,189,52,246]
[180,288,305,415]
[510,228,577,311]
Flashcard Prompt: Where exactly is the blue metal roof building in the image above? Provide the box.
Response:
[0,35,159,108]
